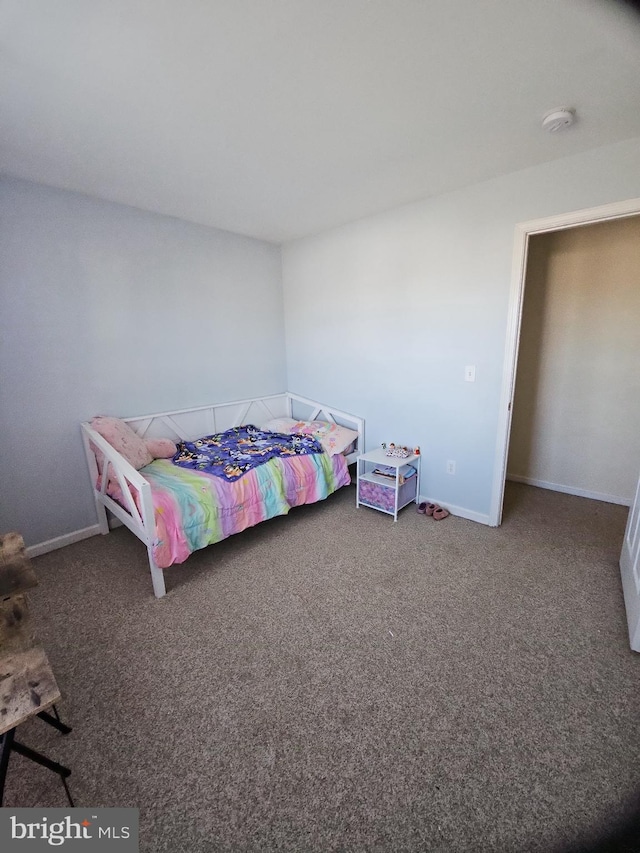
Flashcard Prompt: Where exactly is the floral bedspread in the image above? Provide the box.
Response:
[172,425,323,481]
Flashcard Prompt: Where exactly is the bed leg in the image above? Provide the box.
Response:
[95,500,110,536]
[148,552,166,598]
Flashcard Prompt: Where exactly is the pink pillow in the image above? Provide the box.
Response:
[91,416,154,470]
[146,438,177,459]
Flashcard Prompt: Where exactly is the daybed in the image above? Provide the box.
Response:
[81,393,364,598]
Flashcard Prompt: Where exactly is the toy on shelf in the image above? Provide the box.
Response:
[386,442,411,459]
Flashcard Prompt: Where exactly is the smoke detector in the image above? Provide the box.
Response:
[542,107,575,133]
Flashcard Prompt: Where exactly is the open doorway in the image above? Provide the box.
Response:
[506,216,640,506]
[491,197,640,527]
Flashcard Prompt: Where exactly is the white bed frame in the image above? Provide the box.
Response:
[81,393,364,598]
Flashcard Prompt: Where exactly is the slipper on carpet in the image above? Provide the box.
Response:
[425,503,437,517]
[432,506,450,520]
[417,502,427,514]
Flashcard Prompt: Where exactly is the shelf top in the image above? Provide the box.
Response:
[357,447,419,466]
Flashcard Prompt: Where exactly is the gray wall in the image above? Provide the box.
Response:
[282,136,640,522]
[0,177,285,546]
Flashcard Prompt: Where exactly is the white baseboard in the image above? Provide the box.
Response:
[418,495,491,526]
[26,524,102,559]
[506,474,631,507]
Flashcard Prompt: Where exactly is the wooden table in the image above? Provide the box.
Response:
[0,532,73,805]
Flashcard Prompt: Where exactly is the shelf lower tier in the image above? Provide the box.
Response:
[357,477,417,515]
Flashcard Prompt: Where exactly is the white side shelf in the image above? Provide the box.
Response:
[356,448,421,521]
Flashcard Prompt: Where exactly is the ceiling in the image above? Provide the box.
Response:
[2,0,640,243]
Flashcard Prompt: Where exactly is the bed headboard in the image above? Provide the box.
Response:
[84,392,364,464]
[118,393,291,443]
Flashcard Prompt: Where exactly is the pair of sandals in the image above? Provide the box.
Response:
[417,501,450,521]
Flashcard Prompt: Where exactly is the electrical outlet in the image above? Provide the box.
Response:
[446,460,456,475]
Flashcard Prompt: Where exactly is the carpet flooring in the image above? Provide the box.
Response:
[3,482,639,852]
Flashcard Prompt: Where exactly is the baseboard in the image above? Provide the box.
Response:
[506,474,631,507]
[418,495,491,526]
[26,524,102,558]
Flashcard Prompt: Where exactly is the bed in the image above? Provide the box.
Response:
[80,393,364,598]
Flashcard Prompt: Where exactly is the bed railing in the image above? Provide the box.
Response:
[120,393,292,444]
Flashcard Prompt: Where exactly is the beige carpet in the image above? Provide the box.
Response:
[4,482,639,852]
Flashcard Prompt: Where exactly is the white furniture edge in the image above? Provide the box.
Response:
[80,391,364,598]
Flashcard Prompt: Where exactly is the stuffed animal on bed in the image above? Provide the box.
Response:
[90,416,177,471]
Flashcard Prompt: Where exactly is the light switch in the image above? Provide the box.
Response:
[465,365,476,382]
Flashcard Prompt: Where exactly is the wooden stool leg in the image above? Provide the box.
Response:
[11,740,71,778]
[60,775,75,808]
[0,728,16,807]
[37,709,72,735]
[11,740,74,807]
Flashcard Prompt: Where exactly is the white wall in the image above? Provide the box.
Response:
[508,217,640,504]
[0,177,285,547]
[282,136,640,522]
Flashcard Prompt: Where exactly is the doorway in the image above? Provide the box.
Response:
[506,217,640,505]
[491,197,640,527]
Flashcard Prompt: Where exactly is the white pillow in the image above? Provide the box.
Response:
[262,417,359,456]
[262,417,300,434]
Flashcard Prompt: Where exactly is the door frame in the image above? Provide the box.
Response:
[490,196,640,527]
